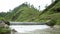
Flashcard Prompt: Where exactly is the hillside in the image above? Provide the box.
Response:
[39,0,60,24]
[0,0,60,24]
[5,3,40,22]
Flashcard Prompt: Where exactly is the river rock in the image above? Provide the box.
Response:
[0,20,9,28]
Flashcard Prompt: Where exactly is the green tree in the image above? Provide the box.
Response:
[31,5,34,8]
[45,4,48,8]
[39,6,40,11]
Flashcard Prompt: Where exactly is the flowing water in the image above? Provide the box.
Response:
[9,25,60,34]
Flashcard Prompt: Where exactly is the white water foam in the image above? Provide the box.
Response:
[9,25,49,33]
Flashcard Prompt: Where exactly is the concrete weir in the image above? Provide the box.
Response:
[10,22,46,25]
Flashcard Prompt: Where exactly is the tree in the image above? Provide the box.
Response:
[39,6,40,11]
[31,5,34,8]
[8,9,12,12]
[54,7,60,12]
[25,2,28,4]
[52,0,54,3]
[28,3,31,8]
[45,4,48,8]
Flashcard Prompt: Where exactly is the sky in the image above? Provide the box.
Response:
[0,0,54,12]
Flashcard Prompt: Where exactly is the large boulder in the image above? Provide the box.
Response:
[0,20,10,28]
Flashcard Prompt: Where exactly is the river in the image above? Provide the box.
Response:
[9,25,60,34]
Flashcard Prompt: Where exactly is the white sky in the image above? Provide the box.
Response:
[0,0,53,12]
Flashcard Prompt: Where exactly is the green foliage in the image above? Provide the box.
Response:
[0,28,10,33]
[0,0,60,25]
[0,17,4,20]
[45,19,56,28]
[39,0,60,25]
[0,12,7,17]
[4,3,40,22]
[39,0,60,16]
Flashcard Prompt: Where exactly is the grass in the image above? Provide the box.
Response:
[0,28,10,33]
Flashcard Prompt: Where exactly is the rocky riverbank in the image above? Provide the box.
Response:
[0,20,10,34]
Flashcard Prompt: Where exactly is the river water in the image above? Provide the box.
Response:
[9,25,60,34]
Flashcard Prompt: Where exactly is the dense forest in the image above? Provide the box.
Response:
[0,0,60,25]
